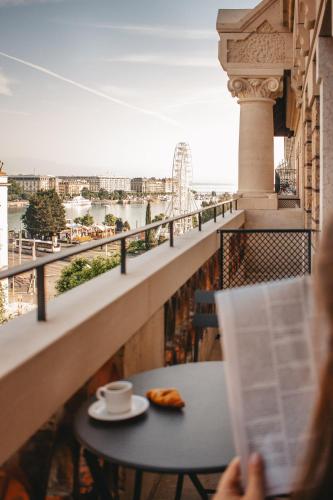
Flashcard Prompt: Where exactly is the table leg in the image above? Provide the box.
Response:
[174,474,184,500]
[188,474,208,500]
[132,470,143,500]
[83,449,113,500]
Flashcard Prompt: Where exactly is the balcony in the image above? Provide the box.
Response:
[0,196,313,499]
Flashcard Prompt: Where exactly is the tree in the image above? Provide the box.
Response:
[145,201,154,249]
[104,214,117,226]
[152,213,165,223]
[8,180,24,201]
[56,255,120,294]
[123,220,131,231]
[127,240,146,255]
[98,188,110,200]
[22,190,66,239]
[81,187,92,199]
[74,213,94,226]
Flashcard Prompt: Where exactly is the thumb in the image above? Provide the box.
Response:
[246,453,265,500]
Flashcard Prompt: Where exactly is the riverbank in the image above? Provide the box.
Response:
[8,201,29,208]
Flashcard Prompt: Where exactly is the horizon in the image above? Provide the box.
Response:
[0,0,283,184]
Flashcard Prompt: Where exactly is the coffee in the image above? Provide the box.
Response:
[96,381,133,414]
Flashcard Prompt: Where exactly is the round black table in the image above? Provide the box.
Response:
[74,362,235,499]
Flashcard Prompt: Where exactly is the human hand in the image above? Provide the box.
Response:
[213,453,265,500]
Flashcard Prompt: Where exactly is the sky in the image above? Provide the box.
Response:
[0,0,284,185]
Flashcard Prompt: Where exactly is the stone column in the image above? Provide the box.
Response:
[317,37,333,230]
[228,77,282,194]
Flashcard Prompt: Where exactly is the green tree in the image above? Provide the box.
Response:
[56,255,120,294]
[104,213,117,226]
[98,188,110,200]
[127,240,146,255]
[201,200,215,224]
[145,201,154,249]
[74,213,94,226]
[113,190,127,201]
[22,190,66,239]
[152,213,165,223]
[8,180,24,201]
[123,220,131,231]
[81,187,92,199]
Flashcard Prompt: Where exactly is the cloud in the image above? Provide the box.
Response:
[0,108,29,115]
[0,51,180,127]
[163,85,230,111]
[55,21,217,41]
[98,84,138,99]
[0,70,13,95]
[105,54,218,68]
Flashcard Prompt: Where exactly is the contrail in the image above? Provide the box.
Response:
[0,50,180,127]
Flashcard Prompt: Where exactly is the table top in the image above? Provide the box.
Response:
[74,361,235,474]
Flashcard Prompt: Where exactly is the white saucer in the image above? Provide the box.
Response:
[88,395,150,421]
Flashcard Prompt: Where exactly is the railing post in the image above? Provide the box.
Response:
[222,204,225,218]
[230,201,233,214]
[198,213,202,231]
[308,230,312,274]
[121,238,126,274]
[169,221,174,247]
[219,232,224,290]
[36,266,46,321]
[214,206,217,223]
[235,199,238,210]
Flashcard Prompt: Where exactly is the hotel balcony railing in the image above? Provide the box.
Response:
[0,197,238,322]
[218,228,312,289]
[0,197,244,468]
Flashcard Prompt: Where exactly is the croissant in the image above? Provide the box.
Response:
[146,388,185,408]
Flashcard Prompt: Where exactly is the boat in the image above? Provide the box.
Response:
[63,196,92,208]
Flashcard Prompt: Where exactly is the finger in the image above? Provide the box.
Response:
[246,453,265,500]
[217,457,242,494]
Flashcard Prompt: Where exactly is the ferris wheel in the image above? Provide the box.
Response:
[165,142,197,234]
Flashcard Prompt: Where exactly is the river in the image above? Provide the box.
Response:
[8,202,169,232]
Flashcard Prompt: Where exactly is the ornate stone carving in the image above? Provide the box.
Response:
[228,77,282,100]
[227,21,286,64]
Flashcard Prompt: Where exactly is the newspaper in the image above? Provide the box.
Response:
[215,277,322,497]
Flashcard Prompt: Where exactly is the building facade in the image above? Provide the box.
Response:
[131,177,147,193]
[217,0,333,234]
[131,177,175,194]
[57,179,89,197]
[8,175,54,193]
[58,176,131,193]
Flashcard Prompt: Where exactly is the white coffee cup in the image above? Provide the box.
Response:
[96,381,133,414]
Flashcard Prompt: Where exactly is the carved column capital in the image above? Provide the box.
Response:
[227,77,283,101]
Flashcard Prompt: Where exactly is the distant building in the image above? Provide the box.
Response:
[58,179,89,197]
[131,177,175,194]
[145,178,164,193]
[131,178,147,193]
[58,176,131,193]
[8,174,54,193]
[108,177,131,192]
[163,178,174,194]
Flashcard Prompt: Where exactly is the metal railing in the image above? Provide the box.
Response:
[0,198,239,322]
[218,228,312,289]
[278,197,301,209]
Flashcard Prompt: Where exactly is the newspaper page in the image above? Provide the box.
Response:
[215,277,322,497]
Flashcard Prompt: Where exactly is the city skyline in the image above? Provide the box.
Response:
[0,0,284,183]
